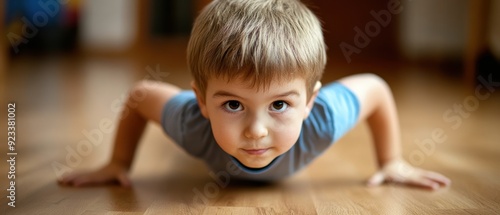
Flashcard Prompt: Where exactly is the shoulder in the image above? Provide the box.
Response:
[162,91,211,148]
[165,91,197,109]
[311,81,360,141]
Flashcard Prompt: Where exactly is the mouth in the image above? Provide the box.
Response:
[242,148,270,155]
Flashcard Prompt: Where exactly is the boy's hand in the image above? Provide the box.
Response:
[366,159,451,190]
[58,163,131,187]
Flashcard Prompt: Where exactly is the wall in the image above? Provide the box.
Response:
[80,0,137,52]
[399,0,468,61]
[489,0,500,59]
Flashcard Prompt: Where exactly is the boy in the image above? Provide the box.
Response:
[60,0,450,190]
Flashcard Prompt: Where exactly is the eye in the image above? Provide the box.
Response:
[223,100,243,112]
[270,100,288,112]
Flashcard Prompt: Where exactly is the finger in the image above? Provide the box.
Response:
[367,171,385,187]
[60,173,79,185]
[422,171,451,186]
[407,177,440,190]
[117,173,131,188]
[73,176,94,187]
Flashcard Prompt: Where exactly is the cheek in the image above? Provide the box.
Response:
[209,114,241,151]
[273,115,303,150]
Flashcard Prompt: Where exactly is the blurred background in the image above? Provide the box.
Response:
[1,0,500,213]
[2,0,500,79]
[2,0,499,80]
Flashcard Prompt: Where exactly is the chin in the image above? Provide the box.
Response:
[246,163,268,168]
[240,158,274,169]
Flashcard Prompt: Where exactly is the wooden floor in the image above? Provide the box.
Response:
[1,41,500,214]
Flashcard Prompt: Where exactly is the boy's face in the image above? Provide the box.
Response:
[193,77,319,168]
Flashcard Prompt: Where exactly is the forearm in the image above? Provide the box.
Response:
[109,102,147,170]
[366,84,402,167]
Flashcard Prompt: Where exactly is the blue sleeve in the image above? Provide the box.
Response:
[160,91,213,157]
[316,82,360,142]
[161,91,195,146]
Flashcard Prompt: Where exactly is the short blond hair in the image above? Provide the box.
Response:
[187,0,326,99]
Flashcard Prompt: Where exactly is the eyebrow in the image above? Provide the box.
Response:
[212,90,300,99]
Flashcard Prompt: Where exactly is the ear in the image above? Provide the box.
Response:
[191,81,209,119]
[304,81,321,119]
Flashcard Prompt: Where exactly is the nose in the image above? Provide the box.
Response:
[244,114,268,139]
